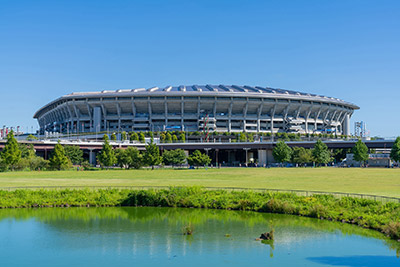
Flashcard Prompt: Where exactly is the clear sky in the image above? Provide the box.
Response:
[0,0,399,137]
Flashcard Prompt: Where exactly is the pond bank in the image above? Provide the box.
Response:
[0,187,399,240]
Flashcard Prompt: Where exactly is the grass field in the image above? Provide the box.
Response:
[0,168,399,197]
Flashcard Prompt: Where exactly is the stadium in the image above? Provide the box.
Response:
[34,85,359,136]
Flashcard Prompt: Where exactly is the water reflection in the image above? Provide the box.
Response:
[0,207,398,266]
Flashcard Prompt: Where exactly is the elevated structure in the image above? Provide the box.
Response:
[34,85,359,135]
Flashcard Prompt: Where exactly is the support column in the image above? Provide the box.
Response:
[258,149,267,166]
[89,150,97,166]
[343,114,350,136]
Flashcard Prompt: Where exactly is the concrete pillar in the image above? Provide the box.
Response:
[258,149,267,166]
[343,114,350,136]
[89,150,97,166]
[93,107,101,133]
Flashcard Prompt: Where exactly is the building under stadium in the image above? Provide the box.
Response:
[34,85,359,136]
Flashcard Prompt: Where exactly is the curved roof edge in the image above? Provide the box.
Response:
[34,85,360,118]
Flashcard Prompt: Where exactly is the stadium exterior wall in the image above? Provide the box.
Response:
[34,85,359,135]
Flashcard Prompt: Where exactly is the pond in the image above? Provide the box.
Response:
[0,207,398,266]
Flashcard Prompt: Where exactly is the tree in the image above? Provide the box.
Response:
[26,134,38,141]
[143,142,162,170]
[187,150,211,168]
[179,132,186,143]
[110,133,117,141]
[16,143,48,171]
[139,132,146,143]
[160,132,166,143]
[165,132,172,143]
[130,132,139,142]
[49,142,71,170]
[148,131,154,142]
[163,149,187,166]
[238,132,247,142]
[115,149,130,169]
[352,139,369,167]
[291,147,312,166]
[2,131,22,170]
[247,133,254,142]
[172,134,178,143]
[97,134,116,168]
[272,141,292,165]
[19,144,36,159]
[312,139,332,166]
[390,137,400,163]
[64,145,83,165]
[121,131,127,141]
[125,147,143,169]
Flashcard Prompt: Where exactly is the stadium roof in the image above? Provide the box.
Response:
[34,85,359,118]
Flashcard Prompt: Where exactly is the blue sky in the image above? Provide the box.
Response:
[0,0,399,136]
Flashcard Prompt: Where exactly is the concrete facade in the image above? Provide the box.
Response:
[34,85,359,135]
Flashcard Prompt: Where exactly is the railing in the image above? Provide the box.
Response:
[0,185,399,204]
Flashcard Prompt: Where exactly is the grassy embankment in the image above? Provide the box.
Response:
[0,168,399,197]
[0,187,399,241]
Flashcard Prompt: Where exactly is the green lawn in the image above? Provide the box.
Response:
[0,168,399,197]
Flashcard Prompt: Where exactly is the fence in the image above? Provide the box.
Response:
[0,185,399,204]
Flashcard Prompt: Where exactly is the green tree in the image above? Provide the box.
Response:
[97,134,117,168]
[160,132,166,143]
[187,150,211,168]
[352,139,369,167]
[139,132,146,143]
[110,133,117,141]
[238,132,247,142]
[272,141,292,165]
[2,131,22,170]
[26,134,38,141]
[125,147,143,169]
[247,133,254,142]
[49,142,71,170]
[165,132,172,143]
[312,140,332,166]
[19,144,36,159]
[148,131,154,142]
[130,132,139,142]
[115,149,130,169]
[143,142,162,170]
[291,147,312,166]
[121,131,127,141]
[179,132,186,143]
[64,145,83,165]
[390,137,400,163]
[163,149,187,166]
[172,134,178,143]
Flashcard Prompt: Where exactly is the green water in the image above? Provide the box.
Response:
[0,207,398,266]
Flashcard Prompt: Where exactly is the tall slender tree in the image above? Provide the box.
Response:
[97,134,116,168]
[139,132,146,143]
[121,131,127,141]
[352,139,369,167]
[2,131,21,170]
